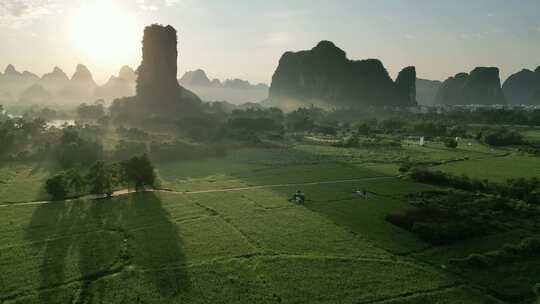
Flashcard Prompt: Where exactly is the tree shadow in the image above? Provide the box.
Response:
[24,192,189,302]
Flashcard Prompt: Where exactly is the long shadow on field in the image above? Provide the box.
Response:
[24,192,189,302]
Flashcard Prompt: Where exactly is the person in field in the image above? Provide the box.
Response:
[289,190,306,204]
[353,188,368,198]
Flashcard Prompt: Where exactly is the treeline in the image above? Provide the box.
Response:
[0,115,55,160]
[326,107,540,127]
[46,154,156,199]
[385,168,540,245]
[453,237,540,269]
[387,188,539,246]
[408,168,540,205]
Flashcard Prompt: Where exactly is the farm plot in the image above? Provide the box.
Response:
[0,161,56,204]
[436,154,540,182]
[1,143,517,303]
[255,256,455,304]
[2,185,498,303]
[414,229,540,302]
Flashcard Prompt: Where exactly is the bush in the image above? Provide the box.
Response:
[334,136,401,149]
[409,168,495,193]
[482,128,524,146]
[398,162,413,174]
[116,126,150,140]
[456,238,540,269]
[120,154,156,190]
[45,175,68,199]
[411,222,482,245]
[56,127,103,168]
[77,102,105,120]
[533,283,540,299]
[464,253,492,268]
[177,114,223,141]
[444,138,458,149]
[385,207,481,245]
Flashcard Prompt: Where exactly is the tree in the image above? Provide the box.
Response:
[77,102,105,120]
[120,154,156,190]
[65,168,86,195]
[45,175,68,199]
[0,120,15,156]
[57,127,103,168]
[482,128,523,146]
[357,123,372,136]
[86,161,114,196]
[444,138,458,149]
[114,140,147,160]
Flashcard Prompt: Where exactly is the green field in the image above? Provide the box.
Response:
[1,144,538,303]
[436,154,540,182]
[0,161,56,204]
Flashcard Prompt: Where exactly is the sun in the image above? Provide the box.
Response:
[72,1,139,63]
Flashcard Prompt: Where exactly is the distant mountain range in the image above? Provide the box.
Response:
[1,60,538,108]
[0,64,269,106]
[0,64,136,106]
[415,66,540,106]
[179,69,269,105]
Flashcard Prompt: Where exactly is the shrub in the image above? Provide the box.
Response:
[461,253,491,268]
[77,102,105,120]
[116,126,150,140]
[56,127,103,168]
[411,222,482,245]
[45,175,68,199]
[120,154,156,190]
[444,137,458,148]
[456,238,540,269]
[482,128,524,146]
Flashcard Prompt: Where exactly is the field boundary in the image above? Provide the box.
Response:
[0,176,397,208]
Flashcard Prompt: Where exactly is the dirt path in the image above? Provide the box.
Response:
[0,176,396,208]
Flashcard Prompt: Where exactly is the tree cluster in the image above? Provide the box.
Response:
[386,189,539,245]
[76,101,105,120]
[479,128,524,146]
[409,168,540,205]
[56,126,103,168]
[45,154,156,199]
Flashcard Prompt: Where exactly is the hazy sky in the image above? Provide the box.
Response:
[1,0,539,85]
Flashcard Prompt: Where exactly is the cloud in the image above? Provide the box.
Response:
[487,12,496,17]
[260,32,295,46]
[136,0,180,11]
[0,0,59,28]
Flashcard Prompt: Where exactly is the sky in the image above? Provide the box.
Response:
[0,0,539,85]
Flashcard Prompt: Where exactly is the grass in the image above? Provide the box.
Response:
[523,129,540,143]
[436,154,540,182]
[255,256,454,304]
[415,229,540,302]
[0,161,56,203]
[2,188,474,303]
[377,286,504,303]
